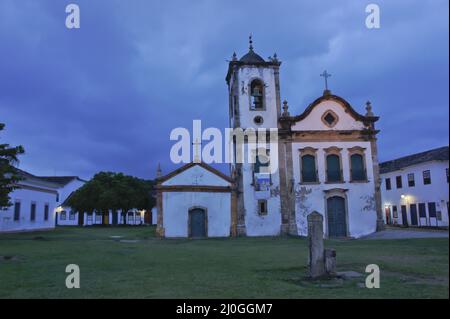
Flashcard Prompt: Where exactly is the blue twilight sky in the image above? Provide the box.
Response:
[0,0,448,180]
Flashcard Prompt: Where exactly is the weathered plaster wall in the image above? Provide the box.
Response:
[292,141,377,238]
[241,162,282,236]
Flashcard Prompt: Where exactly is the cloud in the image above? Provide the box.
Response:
[0,0,448,179]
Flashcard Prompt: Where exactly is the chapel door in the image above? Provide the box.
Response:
[385,206,391,225]
[189,208,207,238]
[401,205,408,226]
[410,204,418,226]
[327,196,347,237]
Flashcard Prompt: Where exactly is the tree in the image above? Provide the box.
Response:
[0,123,25,209]
[66,171,155,226]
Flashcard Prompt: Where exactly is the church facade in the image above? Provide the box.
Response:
[156,39,384,239]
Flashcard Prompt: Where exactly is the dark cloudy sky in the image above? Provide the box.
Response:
[0,0,448,180]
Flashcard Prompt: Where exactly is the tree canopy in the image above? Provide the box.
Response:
[0,123,25,209]
[66,171,155,225]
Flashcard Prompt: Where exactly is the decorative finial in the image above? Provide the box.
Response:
[272,53,279,63]
[249,34,253,51]
[320,70,332,95]
[282,100,290,117]
[232,52,237,61]
[156,163,162,178]
[365,101,374,116]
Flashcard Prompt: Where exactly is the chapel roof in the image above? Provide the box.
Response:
[38,176,86,185]
[226,36,281,84]
[379,146,449,174]
[156,162,234,184]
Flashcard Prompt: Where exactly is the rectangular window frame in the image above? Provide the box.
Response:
[348,147,368,183]
[14,201,21,221]
[299,148,319,184]
[396,175,403,189]
[30,202,36,222]
[324,147,344,183]
[385,178,391,190]
[257,199,268,216]
[44,204,49,221]
[407,173,415,187]
[423,170,431,185]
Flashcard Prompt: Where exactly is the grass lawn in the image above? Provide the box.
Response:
[0,226,448,299]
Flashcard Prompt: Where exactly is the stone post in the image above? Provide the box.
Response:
[307,211,326,278]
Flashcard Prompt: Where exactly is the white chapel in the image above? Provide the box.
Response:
[155,38,384,239]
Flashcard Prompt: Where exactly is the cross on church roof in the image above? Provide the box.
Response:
[192,138,202,163]
[320,70,332,94]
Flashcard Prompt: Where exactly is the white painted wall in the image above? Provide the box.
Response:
[163,191,231,237]
[381,161,449,227]
[241,161,282,236]
[291,141,377,238]
[0,187,57,232]
[233,65,283,236]
[160,164,232,238]
[55,178,85,226]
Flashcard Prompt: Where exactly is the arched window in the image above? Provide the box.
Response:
[250,79,264,110]
[301,154,317,183]
[326,154,342,182]
[350,153,366,181]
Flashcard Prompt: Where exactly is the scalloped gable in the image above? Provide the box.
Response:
[159,163,232,187]
[290,94,377,131]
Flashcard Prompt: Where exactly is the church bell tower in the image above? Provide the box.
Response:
[226,36,294,236]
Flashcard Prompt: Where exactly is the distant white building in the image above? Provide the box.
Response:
[0,169,60,233]
[46,176,149,227]
[39,176,86,226]
[380,146,449,227]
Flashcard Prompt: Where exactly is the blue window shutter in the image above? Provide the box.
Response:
[327,155,341,182]
[301,155,317,182]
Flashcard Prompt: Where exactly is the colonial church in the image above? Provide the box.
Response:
[155,38,384,239]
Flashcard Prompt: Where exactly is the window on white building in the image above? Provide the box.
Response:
[14,201,21,221]
[44,204,49,221]
[396,176,402,189]
[30,202,36,221]
[423,170,431,185]
[385,178,391,190]
[257,199,268,216]
[407,173,415,187]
